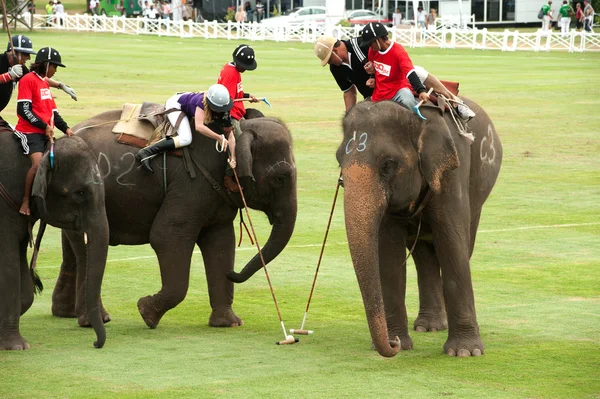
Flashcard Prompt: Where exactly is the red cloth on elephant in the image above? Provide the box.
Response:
[217,62,245,121]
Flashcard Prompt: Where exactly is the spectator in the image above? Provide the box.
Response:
[89,0,99,15]
[244,1,252,22]
[558,0,574,36]
[417,6,426,28]
[575,2,584,30]
[45,0,53,26]
[583,0,594,32]
[235,5,246,23]
[255,0,264,22]
[392,8,402,28]
[161,0,171,20]
[426,8,437,32]
[541,1,553,32]
[54,0,65,26]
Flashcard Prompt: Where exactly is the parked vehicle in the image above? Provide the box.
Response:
[97,0,142,17]
[344,9,392,26]
[260,6,330,25]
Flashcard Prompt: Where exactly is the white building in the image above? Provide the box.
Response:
[307,0,551,25]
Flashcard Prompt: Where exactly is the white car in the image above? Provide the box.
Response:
[343,9,392,26]
[260,6,329,26]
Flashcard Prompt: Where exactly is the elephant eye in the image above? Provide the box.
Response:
[271,175,286,188]
[380,158,399,180]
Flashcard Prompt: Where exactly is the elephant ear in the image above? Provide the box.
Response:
[32,152,52,200]
[236,127,257,180]
[417,122,460,194]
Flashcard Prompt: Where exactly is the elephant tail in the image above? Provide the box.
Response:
[31,268,44,295]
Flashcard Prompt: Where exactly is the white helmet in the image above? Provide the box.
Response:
[206,84,233,113]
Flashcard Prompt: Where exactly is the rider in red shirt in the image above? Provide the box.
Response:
[361,22,429,112]
[15,47,73,215]
[217,44,259,138]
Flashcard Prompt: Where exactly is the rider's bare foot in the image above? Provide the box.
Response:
[19,201,30,216]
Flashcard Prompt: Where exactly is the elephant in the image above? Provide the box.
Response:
[0,132,108,350]
[336,98,502,358]
[51,111,297,331]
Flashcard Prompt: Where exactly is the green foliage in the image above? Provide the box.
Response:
[1,32,599,399]
[224,6,235,22]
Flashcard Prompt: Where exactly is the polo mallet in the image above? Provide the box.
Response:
[234,97,272,109]
[413,88,434,121]
[49,114,55,169]
[229,154,297,346]
[290,171,343,336]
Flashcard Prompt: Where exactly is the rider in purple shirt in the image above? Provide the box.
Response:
[136,84,235,173]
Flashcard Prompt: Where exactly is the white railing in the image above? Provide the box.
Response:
[12,13,600,52]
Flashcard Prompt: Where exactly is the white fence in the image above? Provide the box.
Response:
[14,13,600,52]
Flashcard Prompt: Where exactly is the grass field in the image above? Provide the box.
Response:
[0,32,599,398]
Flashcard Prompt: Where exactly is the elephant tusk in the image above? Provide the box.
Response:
[289,329,313,335]
[84,232,88,245]
[276,335,299,345]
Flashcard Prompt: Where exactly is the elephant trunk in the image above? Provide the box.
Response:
[227,192,297,283]
[343,163,399,358]
[83,211,110,348]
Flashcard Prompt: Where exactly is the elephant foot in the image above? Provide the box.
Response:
[209,308,243,327]
[77,309,111,327]
[51,303,77,318]
[137,296,167,329]
[0,333,30,350]
[443,335,484,357]
[414,312,448,332]
[372,335,413,351]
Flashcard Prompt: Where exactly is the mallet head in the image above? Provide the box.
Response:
[276,335,299,345]
[289,329,313,335]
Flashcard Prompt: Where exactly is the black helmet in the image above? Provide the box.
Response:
[35,47,66,68]
[232,44,257,71]
[361,22,389,45]
[7,35,36,55]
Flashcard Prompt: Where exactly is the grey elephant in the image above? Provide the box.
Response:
[337,99,502,358]
[0,133,108,350]
[51,112,297,330]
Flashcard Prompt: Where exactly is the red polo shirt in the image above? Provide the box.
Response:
[15,72,56,134]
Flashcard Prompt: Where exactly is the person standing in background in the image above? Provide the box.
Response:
[255,0,264,22]
[558,0,574,36]
[392,7,402,27]
[583,0,594,32]
[541,1,553,32]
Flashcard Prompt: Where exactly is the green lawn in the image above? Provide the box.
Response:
[1,32,599,399]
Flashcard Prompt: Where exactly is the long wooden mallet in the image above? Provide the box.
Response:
[1,0,15,56]
[290,171,343,336]
[229,157,297,345]
[234,97,272,108]
[413,87,434,121]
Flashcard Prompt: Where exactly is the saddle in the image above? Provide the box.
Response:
[112,102,182,154]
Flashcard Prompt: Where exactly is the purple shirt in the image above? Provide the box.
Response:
[178,92,206,117]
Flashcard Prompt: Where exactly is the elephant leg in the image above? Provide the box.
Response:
[412,241,448,332]
[137,213,197,329]
[53,231,111,326]
[197,223,242,328]
[378,216,412,350]
[433,214,484,357]
[468,209,482,259]
[52,230,77,318]
[19,239,34,315]
[0,235,29,350]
